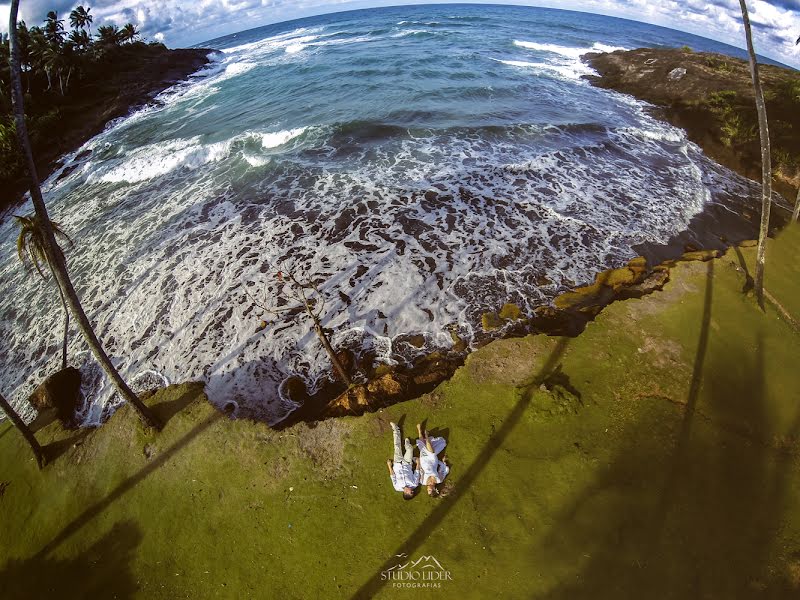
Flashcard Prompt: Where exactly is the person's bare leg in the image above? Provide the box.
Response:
[417,423,434,452]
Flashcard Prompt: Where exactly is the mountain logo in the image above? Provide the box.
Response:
[381,554,453,588]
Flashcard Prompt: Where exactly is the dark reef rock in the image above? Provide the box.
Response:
[27,367,82,427]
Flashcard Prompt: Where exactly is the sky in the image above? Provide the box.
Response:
[1,0,799,67]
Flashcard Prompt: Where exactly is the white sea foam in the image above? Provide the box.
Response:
[258,127,308,148]
[86,137,232,184]
[391,29,430,38]
[505,41,629,80]
[492,58,593,80]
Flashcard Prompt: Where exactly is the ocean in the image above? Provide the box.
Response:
[0,4,776,424]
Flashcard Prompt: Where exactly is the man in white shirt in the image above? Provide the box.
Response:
[387,421,420,500]
[416,423,450,497]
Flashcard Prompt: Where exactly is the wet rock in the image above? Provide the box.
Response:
[681,249,721,262]
[27,367,82,427]
[367,373,408,398]
[283,377,309,403]
[373,364,397,378]
[323,373,410,418]
[619,270,670,298]
[404,335,426,349]
[482,312,505,331]
[449,330,468,353]
[498,303,522,320]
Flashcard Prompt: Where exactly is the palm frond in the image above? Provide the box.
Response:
[13,214,71,279]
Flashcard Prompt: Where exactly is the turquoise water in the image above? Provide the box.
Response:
[0,4,768,424]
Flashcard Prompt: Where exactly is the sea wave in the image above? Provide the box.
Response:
[87,127,311,184]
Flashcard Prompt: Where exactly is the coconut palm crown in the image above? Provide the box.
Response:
[14,214,72,279]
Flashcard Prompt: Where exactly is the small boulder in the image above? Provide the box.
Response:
[367,373,408,399]
[668,67,687,81]
[283,377,309,403]
[498,303,522,321]
[681,249,721,262]
[405,335,426,349]
[27,367,82,426]
[449,330,468,353]
[481,312,505,331]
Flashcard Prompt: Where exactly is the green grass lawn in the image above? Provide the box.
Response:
[1,226,799,599]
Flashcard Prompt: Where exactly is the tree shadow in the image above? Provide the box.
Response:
[652,260,714,535]
[1,519,142,599]
[733,245,755,294]
[33,410,223,559]
[529,262,799,598]
[44,428,93,464]
[147,384,202,426]
[351,337,571,599]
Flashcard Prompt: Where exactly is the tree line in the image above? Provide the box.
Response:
[0,4,159,192]
[1,6,141,98]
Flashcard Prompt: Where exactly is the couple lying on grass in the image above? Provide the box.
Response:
[386,421,449,499]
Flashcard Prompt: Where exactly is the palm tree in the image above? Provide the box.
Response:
[738,0,772,309]
[119,23,140,44]
[96,24,121,48]
[15,214,73,371]
[43,11,64,47]
[8,0,161,431]
[0,391,45,468]
[68,29,91,53]
[69,6,93,33]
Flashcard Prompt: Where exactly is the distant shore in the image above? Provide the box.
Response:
[1,44,212,215]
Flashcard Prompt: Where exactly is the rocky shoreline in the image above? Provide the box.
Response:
[279,244,737,427]
[2,45,213,215]
[285,49,800,424]
[583,47,800,203]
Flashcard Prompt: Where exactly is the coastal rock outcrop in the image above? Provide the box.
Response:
[27,367,82,427]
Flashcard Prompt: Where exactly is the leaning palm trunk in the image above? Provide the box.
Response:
[0,391,45,469]
[8,0,161,431]
[792,186,799,223]
[739,0,773,309]
[48,262,69,370]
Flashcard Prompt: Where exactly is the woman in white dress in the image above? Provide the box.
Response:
[416,423,450,497]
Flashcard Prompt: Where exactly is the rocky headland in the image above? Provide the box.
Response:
[1,43,212,213]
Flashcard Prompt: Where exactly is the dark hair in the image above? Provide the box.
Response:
[403,489,415,500]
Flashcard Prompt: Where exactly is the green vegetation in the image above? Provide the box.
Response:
[1,226,798,598]
[0,5,164,201]
[14,214,74,371]
[707,90,757,147]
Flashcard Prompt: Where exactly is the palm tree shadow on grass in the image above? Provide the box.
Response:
[1,519,142,599]
[530,261,799,598]
[351,337,572,599]
[33,410,223,559]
